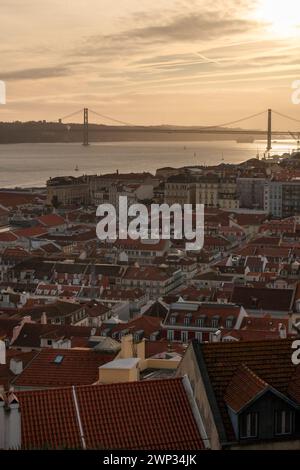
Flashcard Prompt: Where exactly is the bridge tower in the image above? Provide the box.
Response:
[83,107,89,146]
[266,108,272,152]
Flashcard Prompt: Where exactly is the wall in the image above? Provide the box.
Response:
[176,343,222,449]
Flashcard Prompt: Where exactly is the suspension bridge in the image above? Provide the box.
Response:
[58,108,300,153]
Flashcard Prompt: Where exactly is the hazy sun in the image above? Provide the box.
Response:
[256,0,300,36]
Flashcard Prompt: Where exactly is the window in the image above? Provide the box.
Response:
[181,331,189,343]
[211,318,219,328]
[167,330,174,341]
[196,317,205,327]
[170,315,177,325]
[240,412,258,439]
[47,339,52,346]
[274,410,293,435]
[195,331,202,342]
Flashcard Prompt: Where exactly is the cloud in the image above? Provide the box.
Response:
[79,11,262,58]
[1,66,71,81]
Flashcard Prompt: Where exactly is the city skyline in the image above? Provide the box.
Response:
[1,0,300,128]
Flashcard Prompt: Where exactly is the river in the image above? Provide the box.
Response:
[0,139,295,188]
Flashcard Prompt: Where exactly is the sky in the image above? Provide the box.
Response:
[1,0,300,128]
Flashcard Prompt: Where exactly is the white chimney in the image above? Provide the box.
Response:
[5,392,21,449]
[279,323,287,339]
[0,340,6,365]
[10,358,23,375]
[41,312,47,324]
[212,330,222,343]
[20,292,28,306]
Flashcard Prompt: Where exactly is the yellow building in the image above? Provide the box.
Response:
[98,334,181,384]
[46,176,89,206]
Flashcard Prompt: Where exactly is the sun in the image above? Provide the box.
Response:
[256,0,300,36]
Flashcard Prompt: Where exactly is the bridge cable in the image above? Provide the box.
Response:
[60,108,84,121]
[199,110,267,129]
[89,109,134,126]
[272,110,300,124]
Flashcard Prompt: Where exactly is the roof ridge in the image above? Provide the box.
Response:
[238,363,269,388]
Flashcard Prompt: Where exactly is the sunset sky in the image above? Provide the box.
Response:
[1,0,300,128]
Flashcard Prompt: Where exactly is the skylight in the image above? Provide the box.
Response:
[53,355,64,364]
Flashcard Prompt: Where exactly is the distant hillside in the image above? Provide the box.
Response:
[0,121,263,144]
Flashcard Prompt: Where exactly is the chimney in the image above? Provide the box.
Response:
[9,358,23,375]
[19,292,28,306]
[0,340,6,365]
[279,323,287,339]
[5,392,21,449]
[212,330,222,343]
[136,338,146,360]
[121,334,134,358]
[41,312,47,325]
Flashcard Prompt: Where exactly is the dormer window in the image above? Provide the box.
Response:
[196,316,206,328]
[240,412,258,439]
[274,410,293,435]
[226,316,234,329]
[211,316,219,328]
[184,313,192,326]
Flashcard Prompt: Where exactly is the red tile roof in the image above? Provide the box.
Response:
[164,303,241,329]
[231,285,294,312]
[0,318,21,340]
[0,350,38,390]
[108,315,162,339]
[37,214,65,227]
[0,192,44,209]
[12,323,102,349]
[0,232,18,242]
[196,339,300,442]
[224,364,268,412]
[13,348,115,388]
[18,387,81,449]
[14,226,48,239]
[16,378,205,449]
[1,246,30,260]
[145,340,187,358]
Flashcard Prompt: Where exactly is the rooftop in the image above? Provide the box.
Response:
[16,377,205,449]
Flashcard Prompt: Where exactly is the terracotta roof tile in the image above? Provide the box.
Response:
[13,348,115,388]
[224,364,268,412]
[16,378,205,449]
[37,214,65,227]
[231,285,294,311]
[18,388,81,449]
[197,338,299,441]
